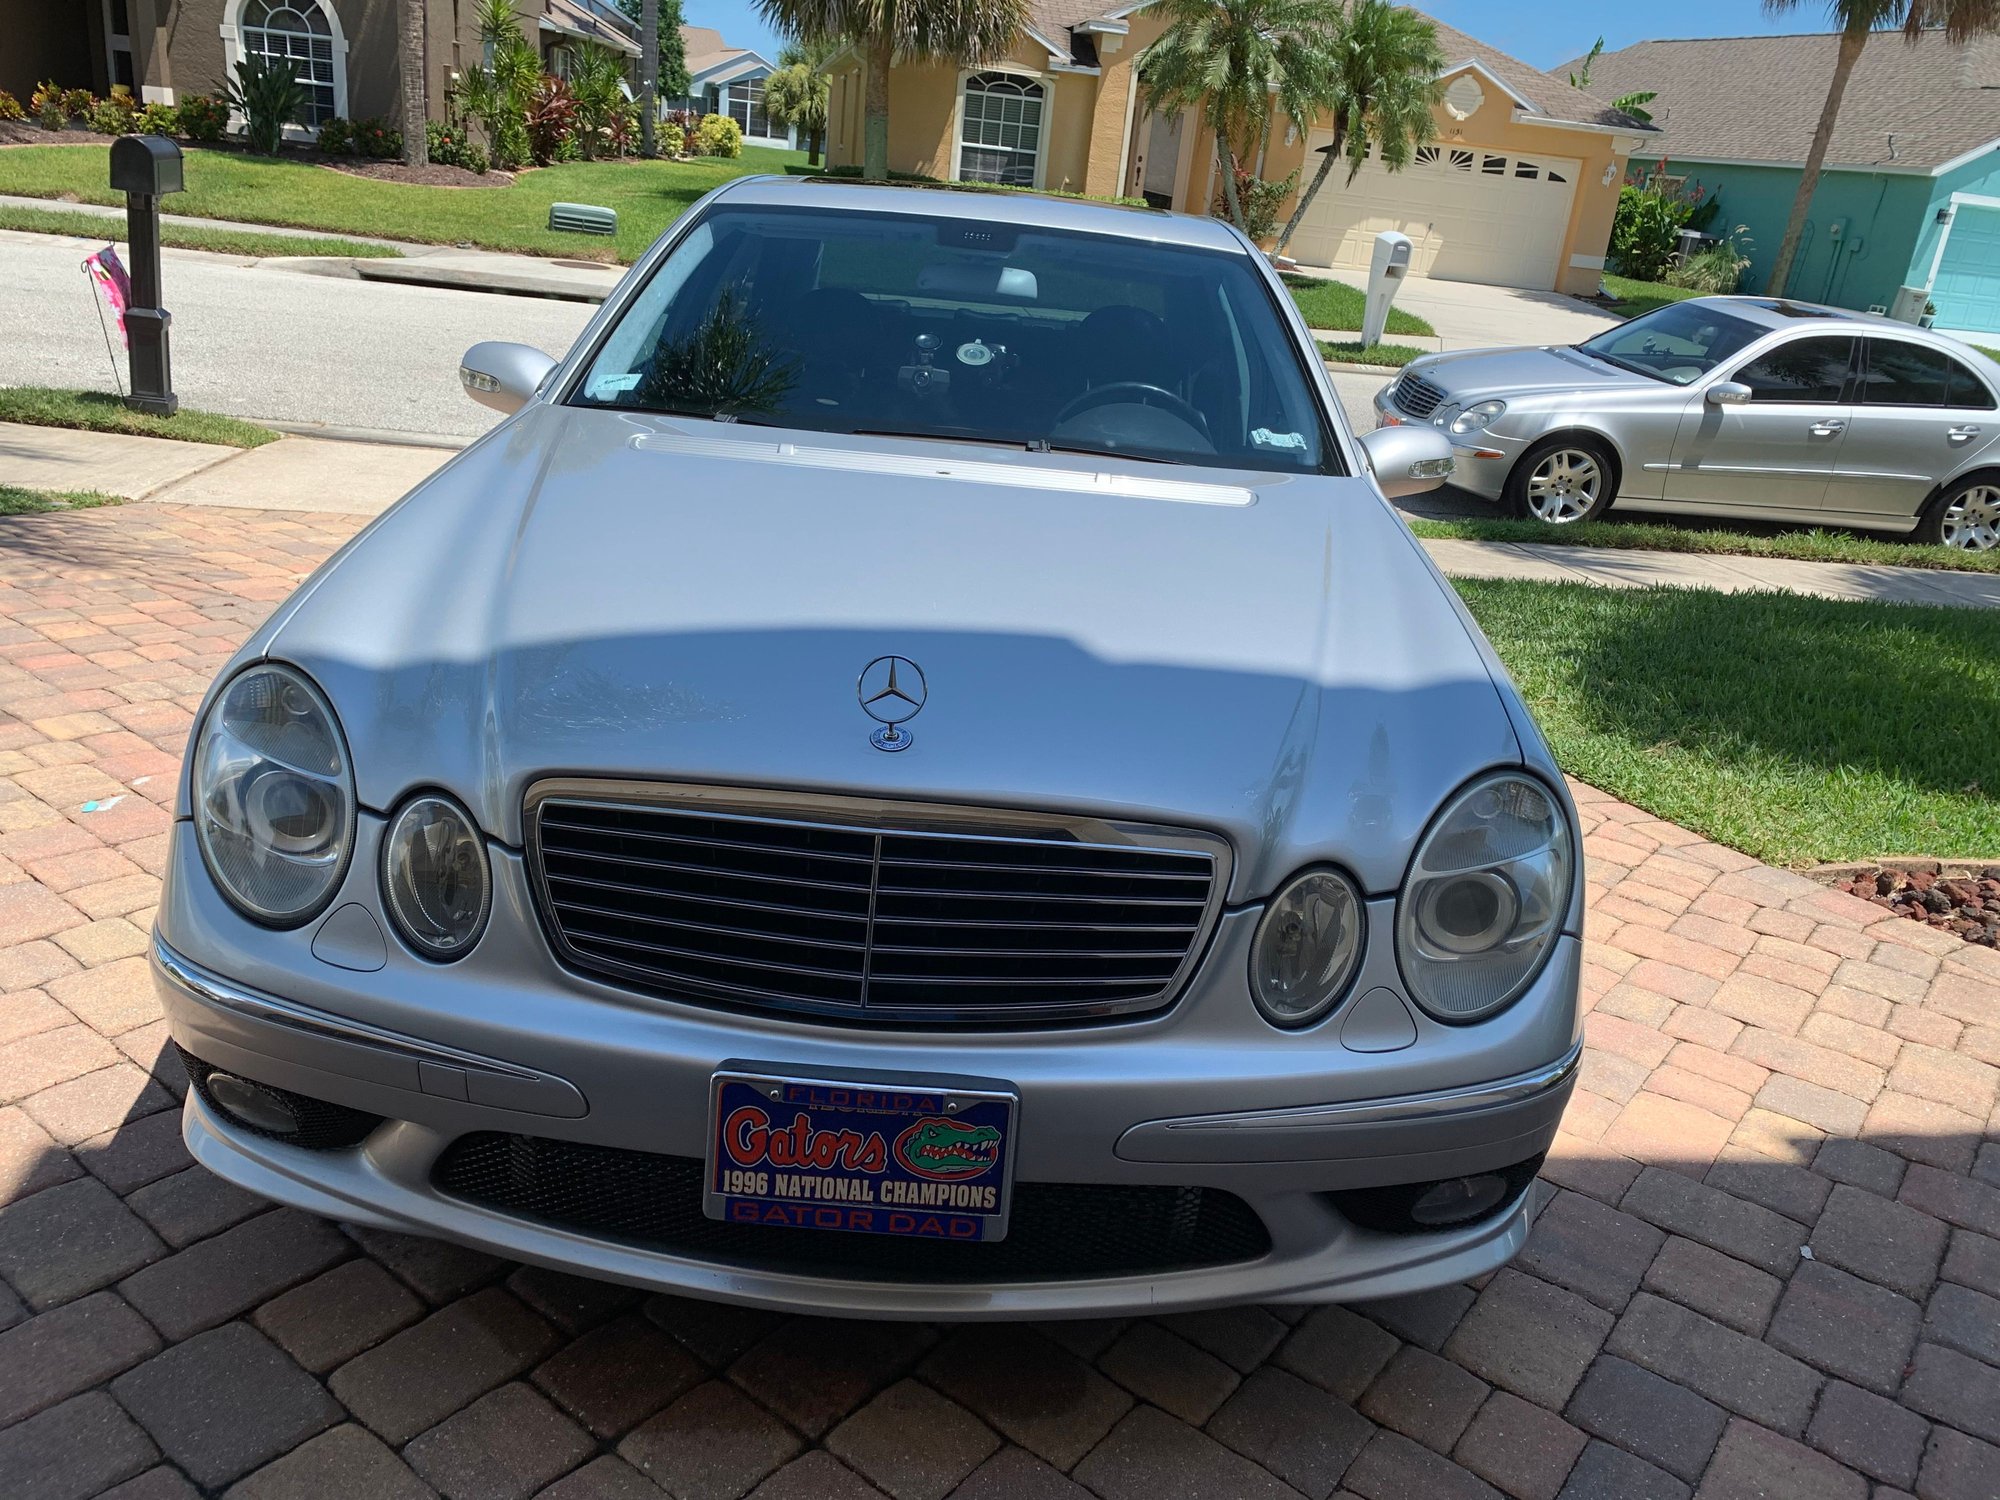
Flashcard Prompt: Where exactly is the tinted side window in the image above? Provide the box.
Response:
[1735,338,1854,402]
[1949,355,1998,411]
[1858,340,1952,406]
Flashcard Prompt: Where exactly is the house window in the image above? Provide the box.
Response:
[958,72,1044,186]
[1514,158,1540,179]
[1482,155,1506,174]
[1448,149,1474,172]
[240,0,337,126]
[726,79,770,139]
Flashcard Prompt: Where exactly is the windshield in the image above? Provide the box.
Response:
[570,202,1334,473]
[1577,303,1764,385]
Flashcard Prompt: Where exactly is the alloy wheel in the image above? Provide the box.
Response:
[1940,484,2000,551]
[1526,449,1602,523]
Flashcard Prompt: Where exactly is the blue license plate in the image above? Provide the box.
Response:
[704,1069,1017,1241]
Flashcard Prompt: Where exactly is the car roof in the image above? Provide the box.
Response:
[1681,295,1899,332]
[706,175,1254,255]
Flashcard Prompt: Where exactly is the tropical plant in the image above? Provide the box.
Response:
[352,116,404,158]
[1667,225,1754,293]
[0,90,23,123]
[1143,0,1345,236]
[459,0,538,169]
[764,37,835,164]
[1568,36,1604,87]
[225,54,308,155]
[1270,0,1444,258]
[400,0,428,165]
[693,112,744,157]
[89,92,139,136]
[30,81,71,131]
[427,118,489,171]
[61,88,94,119]
[177,93,229,141]
[135,101,180,135]
[316,115,355,154]
[1761,0,2000,295]
[566,43,629,158]
[1610,174,1720,281]
[659,119,686,156]
[756,0,1027,180]
[525,76,580,164]
[1216,165,1299,243]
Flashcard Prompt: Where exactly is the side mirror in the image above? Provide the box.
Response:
[460,341,558,415]
[1706,381,1752,407]
[1358,423,1455,498]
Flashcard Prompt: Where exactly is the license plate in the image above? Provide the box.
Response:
[704,1068,1017,1241]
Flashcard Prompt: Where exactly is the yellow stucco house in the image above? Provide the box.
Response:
[823,2,1657,295]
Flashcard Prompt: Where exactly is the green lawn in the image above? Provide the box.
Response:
[0,485,122,516]
[1598,274,1703,318]
[1412,515,1997,574]
[1460,579,2000,865]
[1319,340,1428,369]
[0,203,400,258]
[0,388,278,447]
[0,144,805,264]
[1283,274,1434,337]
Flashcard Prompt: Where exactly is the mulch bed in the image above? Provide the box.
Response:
[0,122,116,147]
[321,159,512,188]
[1817,861,2000,946]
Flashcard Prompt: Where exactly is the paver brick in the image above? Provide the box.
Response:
[1518,1190,1666,1312]
[72,1108,187,1195]
[21,1063,170,1145]
[618,1381,803,1500]
[1452,1390,1587,1500]
[534,1456,663,1500]
[1641,1236,1782,1336]
[126,1164,266,1247]
[745,1452,889,1500]
[1942,1229,2000,1299]
[504,1266,640,1337]
[947,1447,1092,1500]
[0,1390,159,1500]
[1813,1137,1906,1198]
[1900,1342,2000,1445]
[1804,1380,1928,1489]
[1360,1346,1488,1454]
[111,1323,340,1489]
[221,1424,433,1500]
[1353,1286,1475,1354]
[1695,1418,1866,1500]
[118,1208,348,1339]
[404,1383,593,1500]
[1923,1281,2000,1365]
[1565,1355,1726,1482]
[1603,1295,1821,1436]
[1901,1164,2000,1239]
[1555,1440,1689,1500]
[1096,1320,1239,1425]
[824,1378,998,1500]
[343,1226,508,1305]
[918,1325,1131,1470]
[1810,1185,1949,1298]
[1620,1167,1803,1277]
[1862,1092,1983,1173]
[0,1105,78,1206]
[533,1312,705,1438]
[1603,1094,1737,1175]
[730,1317,932,1439]
[1703,1150,1829,1225]
[1917,1427,2000,1500]
[1341,1429,1499,1500]
[1442,1270,1613,1410]
[252,1257,425,1375]
[0,1289,159,1426]
[0,1174,164,1309]
[1277,1304,1400,1403]
[0,1024,120,1105]
[1209,1368,1373,1500]
[1766,1260,1920,1394]
[1158,1303,1291,1369]
[98,1469,200,1500]
[1753,1074,1869,1135]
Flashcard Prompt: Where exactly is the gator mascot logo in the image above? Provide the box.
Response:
[894,1116,1001,1181]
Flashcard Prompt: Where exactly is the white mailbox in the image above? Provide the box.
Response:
[1362,231,1413,349]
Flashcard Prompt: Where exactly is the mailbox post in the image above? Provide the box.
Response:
[108,136,184,416]
[1361,231,1413,350]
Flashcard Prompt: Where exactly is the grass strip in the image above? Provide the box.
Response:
[1319,340,1429,369]
[1409,514,1997,574]
[0,484,123,515]
[0,387,279,447]
[0,203,400,258]
[1283,273,1434,337]
[1458,578,2000,865]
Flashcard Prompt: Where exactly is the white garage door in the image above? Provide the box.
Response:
[1289,134,1579,291]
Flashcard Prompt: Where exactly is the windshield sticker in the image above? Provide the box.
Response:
[1252,428,1307,450]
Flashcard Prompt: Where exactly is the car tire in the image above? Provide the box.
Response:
[1915,474,2000,551]
[1505,436,1617,524]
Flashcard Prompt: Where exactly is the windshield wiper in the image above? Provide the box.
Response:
[1038,441,1184,466]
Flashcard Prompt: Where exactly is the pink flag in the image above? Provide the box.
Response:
[84,244,132,349]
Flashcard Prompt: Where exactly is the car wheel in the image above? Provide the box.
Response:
[1918,476,2000,551]
[1507,438,1616,524]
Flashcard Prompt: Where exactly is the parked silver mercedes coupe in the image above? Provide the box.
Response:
[153,178,1583,1316]
[1376,296,2000,550]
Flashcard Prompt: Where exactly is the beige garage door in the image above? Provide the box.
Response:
[1289,135,1579,291]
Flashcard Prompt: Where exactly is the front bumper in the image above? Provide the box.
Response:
[1372,386,1522,503]
[155,818,1580,1318]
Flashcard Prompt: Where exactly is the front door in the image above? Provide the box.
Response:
[1827,336,2000,526]
[1666,336,1858,513]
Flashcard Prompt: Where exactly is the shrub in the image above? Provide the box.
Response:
[659,120,685,158]
[692,112,742,158]
[0,89,23,123]
[1667,225,1754,293]
[488,114,531,171]
[426,118,488,172]
[1213,165,1297,246]
[315,115,353,155]
[664,107,700,133]
[224,54,307,155]
[1611,169,1723,282]
[351,117,402,159]
[61,87,94,120]
[135,101,179,135]
[89,92,139,135]
[176,92,227,142]
[525,75,578,165]
[30,81,71,130]
[603,101,639,158]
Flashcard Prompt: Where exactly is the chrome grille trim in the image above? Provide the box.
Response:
[1391,371,1446,420]
[524,780,1231,1025]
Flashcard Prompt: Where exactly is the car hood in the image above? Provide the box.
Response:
[1413,344,1656,399]
[255,404,1523,896]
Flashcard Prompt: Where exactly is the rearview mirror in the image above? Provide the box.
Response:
[1358,424,1455,498]
[460,341,558,415]
[1706,381,1752,407]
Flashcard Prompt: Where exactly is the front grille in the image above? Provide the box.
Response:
[528,787,1224,1024]
[1390,371,1447,419]
[433,1132,1271,1282]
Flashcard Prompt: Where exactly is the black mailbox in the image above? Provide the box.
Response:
[109,135,184,197]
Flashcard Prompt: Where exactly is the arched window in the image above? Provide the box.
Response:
[240,0,338,126]
[957,72,1044,187]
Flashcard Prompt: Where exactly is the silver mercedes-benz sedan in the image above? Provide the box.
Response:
[1375,295,2000,550]
[153,177,1583,1318]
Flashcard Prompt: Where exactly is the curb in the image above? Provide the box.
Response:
[1323,360,1405,376]
[248,420,469,451]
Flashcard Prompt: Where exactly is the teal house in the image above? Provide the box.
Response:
[1585,32,2000,335]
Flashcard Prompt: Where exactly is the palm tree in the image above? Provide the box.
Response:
[1270,0,1442,259]
[764,38,836,164]
[401,0,429,166]
[1141,0,1344,235]
[642,0,660,156]
[1761,0,1999,296]
[756,0,1027,180]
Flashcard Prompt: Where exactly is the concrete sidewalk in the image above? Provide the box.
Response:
[2,419,1996,610]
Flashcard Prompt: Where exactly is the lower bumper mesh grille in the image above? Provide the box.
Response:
[432,1132,1271,1282]
[178,1044,384,1151]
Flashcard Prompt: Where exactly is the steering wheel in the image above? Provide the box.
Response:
[1053,382,1211,440]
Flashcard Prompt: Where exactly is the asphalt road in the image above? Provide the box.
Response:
[0,228,1406,447]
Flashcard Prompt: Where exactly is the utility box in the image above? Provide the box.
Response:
[549,202,618,236]
[110,135,184,197]
[1888,286,1930,325]
[1361,231,1413,349]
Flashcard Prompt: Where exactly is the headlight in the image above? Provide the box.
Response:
[1450,400,1507,435]
[381,794,491,960]
[1397,772,1572,1023]
[1250,868,1365,1028]
[193,664,354,926]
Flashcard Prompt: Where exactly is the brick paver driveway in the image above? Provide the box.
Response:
[2,505,1998,1500]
